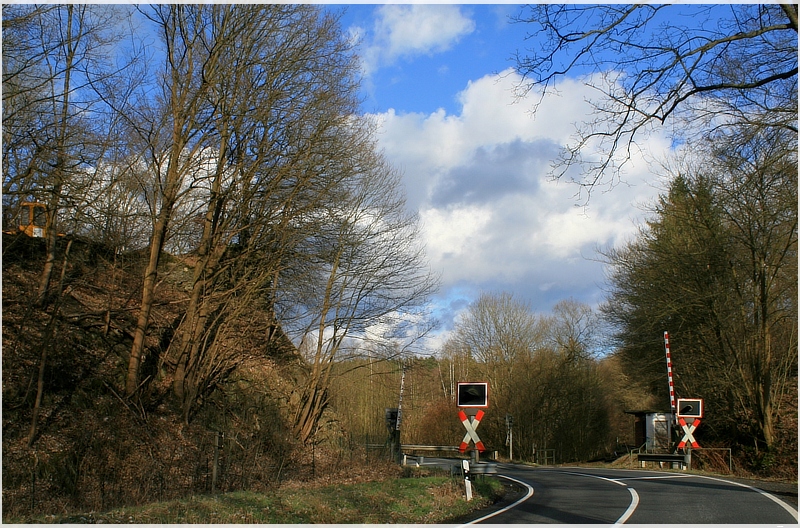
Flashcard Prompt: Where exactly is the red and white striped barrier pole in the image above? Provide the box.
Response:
[664,331,677,423]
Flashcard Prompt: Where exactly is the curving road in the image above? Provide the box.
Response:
[449,463,798,525]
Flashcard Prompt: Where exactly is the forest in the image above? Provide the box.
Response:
[2,3,797,520]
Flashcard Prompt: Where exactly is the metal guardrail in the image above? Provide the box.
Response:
[637,453,688,464]
[399,453,498,475]
[365,444,469,454]
[401,444,461,452]
[468,462,498,474]
[365,444,460,452]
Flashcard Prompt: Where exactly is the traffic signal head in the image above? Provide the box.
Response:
[676,398,703,418]
[457,382,489,408]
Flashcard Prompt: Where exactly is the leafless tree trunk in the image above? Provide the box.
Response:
[27,239,73,447]
[125,5,224,396]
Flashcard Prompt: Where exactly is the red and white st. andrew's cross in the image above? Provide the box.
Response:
[458,409,486,452]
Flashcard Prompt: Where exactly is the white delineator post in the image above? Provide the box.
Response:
[664,331,677,422]
[462,459,472,501]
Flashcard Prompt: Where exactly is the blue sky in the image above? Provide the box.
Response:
[325,4,674,353]
[337,5,530,115]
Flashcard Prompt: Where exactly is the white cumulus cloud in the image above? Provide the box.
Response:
[358,5,475,76]
[371,68,672,324]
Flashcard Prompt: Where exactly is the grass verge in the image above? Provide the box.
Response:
[14,472,505,524]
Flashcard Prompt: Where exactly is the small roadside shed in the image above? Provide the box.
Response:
[625,410,673,452]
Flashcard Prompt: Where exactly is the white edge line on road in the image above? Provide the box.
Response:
[614,487,639,525]
[620,474,695,481]
[696,474,798,521]
[562,470,629,486]
[561,471,640,524]
[456,474,534,526]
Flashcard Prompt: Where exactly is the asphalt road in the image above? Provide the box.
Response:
[414,458,798,525]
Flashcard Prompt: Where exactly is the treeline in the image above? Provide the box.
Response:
[603,124,798,471]
[332,296,655,464]
[335,229,797,473]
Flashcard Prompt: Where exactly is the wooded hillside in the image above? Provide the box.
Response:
[2,5,437,518]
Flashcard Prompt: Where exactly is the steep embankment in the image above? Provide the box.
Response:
[1,234,309,519]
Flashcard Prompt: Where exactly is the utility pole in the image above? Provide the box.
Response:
[393,361,407,463]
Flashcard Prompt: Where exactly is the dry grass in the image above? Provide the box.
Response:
[12,471,504,524]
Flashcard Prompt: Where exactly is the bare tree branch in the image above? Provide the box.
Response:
[512,4,798,200]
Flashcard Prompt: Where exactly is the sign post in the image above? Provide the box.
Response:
[385,408,400,461]
[457,382,489,457]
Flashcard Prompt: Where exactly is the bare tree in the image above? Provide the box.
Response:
[153,5,373,422]
[512,4,797,198]
[2,5,52,212]
[545,298,600,362]
[447,292,542,395]
[3,4,140,446]
[123,4,229,396]
[290,126,438,444]
[705,126,797,450]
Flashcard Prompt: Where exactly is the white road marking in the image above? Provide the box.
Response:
[614,471,798,521]
[455,474,534,526]
[562,470,629,485]
[561,470,640,523]
[459,467,796,525]
[615,487,639,525]
[696,475,798,521]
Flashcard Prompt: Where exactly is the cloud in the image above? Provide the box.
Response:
[358,5,475,75]
[371,67,672,333]
[430,139,554,207]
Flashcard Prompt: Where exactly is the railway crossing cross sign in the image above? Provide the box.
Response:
[458,409,486,452]
[677,418,701,449]
[457,382,488,453]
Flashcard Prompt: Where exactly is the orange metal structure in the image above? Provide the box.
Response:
[16,202,48,237]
